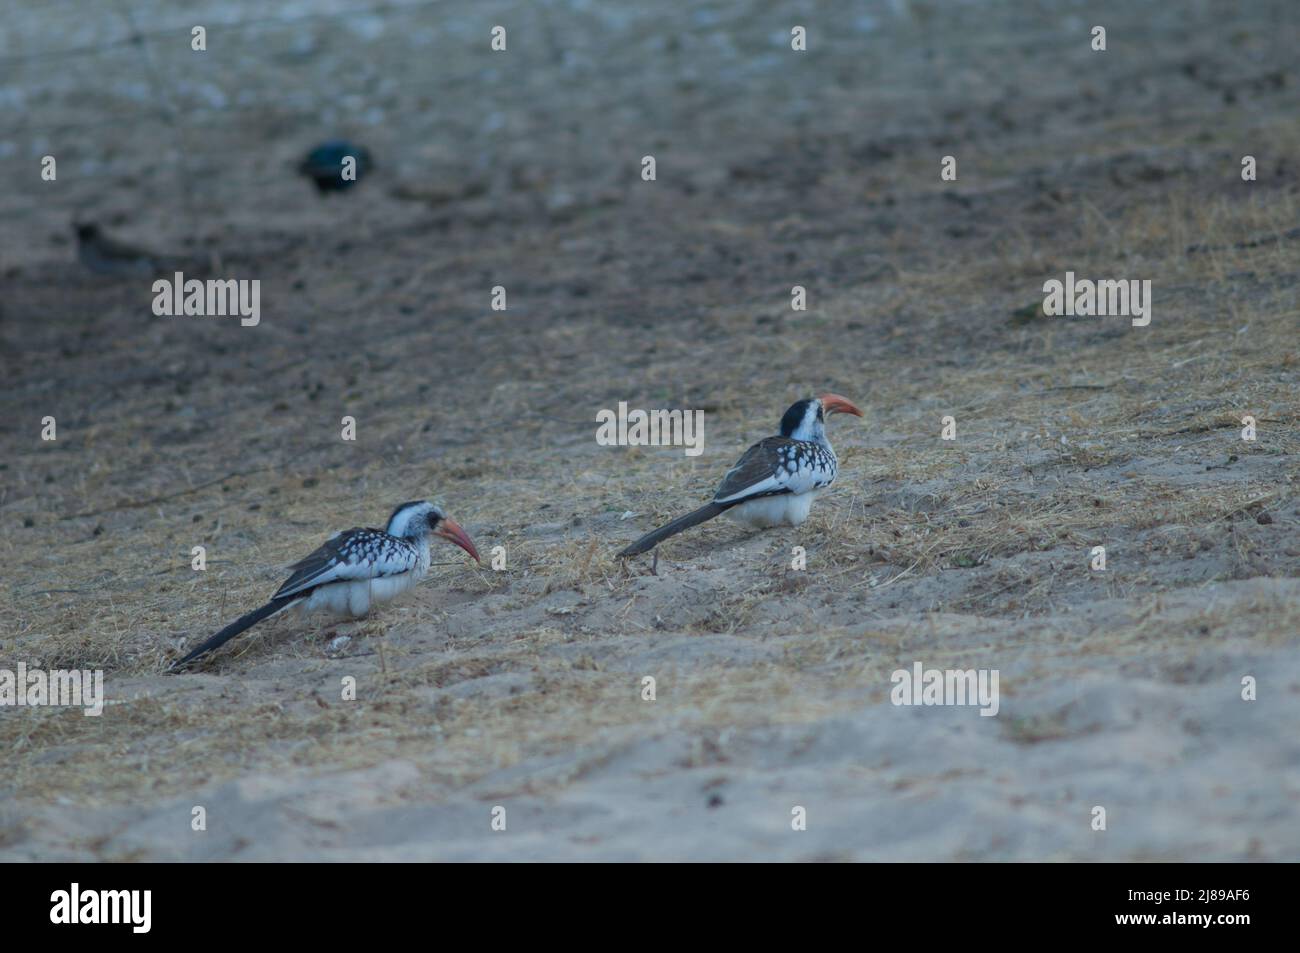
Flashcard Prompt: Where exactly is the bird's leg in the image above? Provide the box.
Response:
[650,550,659,576]
[354,616,387,640]
[354,612,390,673]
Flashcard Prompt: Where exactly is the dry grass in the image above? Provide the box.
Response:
[4,170,1298,805]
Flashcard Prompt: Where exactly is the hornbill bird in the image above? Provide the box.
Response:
[617,394,864,558]
[169,501,479,671]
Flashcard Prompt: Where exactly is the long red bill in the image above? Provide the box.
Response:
[818,393,865,417]
[436,517,481,563]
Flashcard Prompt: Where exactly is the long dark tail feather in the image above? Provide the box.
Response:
[168,598,296,672]
[618,502,728,557]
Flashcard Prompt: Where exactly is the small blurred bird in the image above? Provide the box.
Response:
[299,139,374,193]
[75,222,176,276]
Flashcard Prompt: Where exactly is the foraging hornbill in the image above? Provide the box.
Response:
[170,501,479,670]
[618,394,864,557]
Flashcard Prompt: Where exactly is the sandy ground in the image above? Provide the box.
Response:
[1,1,1298,861]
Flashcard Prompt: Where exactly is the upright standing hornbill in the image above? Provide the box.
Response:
[170,501,479,670]
[618,394,864,557]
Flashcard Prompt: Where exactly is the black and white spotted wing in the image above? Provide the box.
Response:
[712,437,837,505]
[272,528,421,600]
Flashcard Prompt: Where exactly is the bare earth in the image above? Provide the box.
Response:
[1,1,1298,861]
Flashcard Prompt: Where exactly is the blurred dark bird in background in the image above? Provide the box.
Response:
[299,139,374,193]
[75,222,182,276]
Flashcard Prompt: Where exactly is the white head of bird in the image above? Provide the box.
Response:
[780,393,865,445]
[385,500,481,562]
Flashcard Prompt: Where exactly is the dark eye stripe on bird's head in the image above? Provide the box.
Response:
[779,399,813,438]
[388,500,428,525]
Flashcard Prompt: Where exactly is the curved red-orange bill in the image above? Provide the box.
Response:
[818,393,864,417]
[436,517,481,563]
